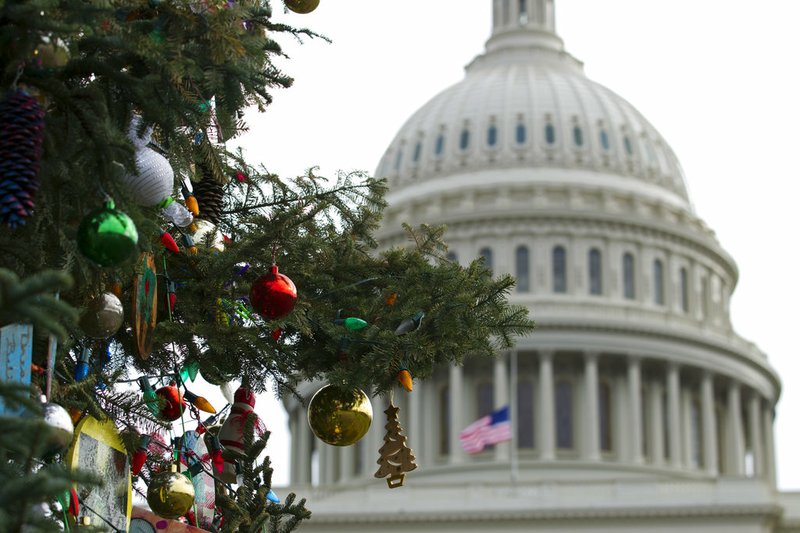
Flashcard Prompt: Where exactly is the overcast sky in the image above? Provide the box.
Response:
[225,1,800,490]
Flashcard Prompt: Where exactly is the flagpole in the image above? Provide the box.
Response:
[509,349,519,484]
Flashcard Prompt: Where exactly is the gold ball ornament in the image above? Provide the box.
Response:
[284,0,319,14]
[307,385,372,446]
[146,465,196,519]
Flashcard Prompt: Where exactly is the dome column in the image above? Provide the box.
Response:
[296,408,312,484]
[627,356,644,465]
[762,404,777,485]
[700,371,719,476]
[449,365,466,463]
[583,352,600,461]
[666,363,682,468]
[747,393,764,477]
[494,352,511,462]
[538,351,556,460]
[647,381,665,466]
[338,440,353,483]
[726,381,745,475]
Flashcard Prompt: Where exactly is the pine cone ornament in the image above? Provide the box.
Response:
[0,90,45,228]
[192,172,225,225]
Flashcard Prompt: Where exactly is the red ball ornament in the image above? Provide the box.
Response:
[155,383,186,421]
[249,264,297,320]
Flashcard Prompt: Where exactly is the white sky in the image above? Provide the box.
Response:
[223,1,800,490]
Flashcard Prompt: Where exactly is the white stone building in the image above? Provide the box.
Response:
[282,1,800,530]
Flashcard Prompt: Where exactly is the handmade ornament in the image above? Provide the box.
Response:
[250,264,297,320]
[77,200,139,266]
[122,116,175,206]
[41,402,74,454]
[179,430,216,528]
[394,311,425,335]
[147,464,195,519]
[192,174,224,225]
[0,324,32,415]
[66,416,132,531]
[374,403,417,488]
[217,386,266,483]
[285,0,319,14]
[79,291,124,338]
[307,385,372,446]
[155,383,185,421]
[132,252,158,359]
[191,218,225,252]
[0,90,45,228]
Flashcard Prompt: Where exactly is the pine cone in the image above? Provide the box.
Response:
[0,90,45,228]
[192,166,225,225]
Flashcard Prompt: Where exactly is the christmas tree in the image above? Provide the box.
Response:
[0,1,535,531]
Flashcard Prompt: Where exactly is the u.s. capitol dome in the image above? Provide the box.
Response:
[282,2,799,531]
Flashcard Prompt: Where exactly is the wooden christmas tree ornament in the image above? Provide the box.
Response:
[374,403,417,488]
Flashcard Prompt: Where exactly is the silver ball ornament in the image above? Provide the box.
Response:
[42,403,74,452]
[80,292,124,339]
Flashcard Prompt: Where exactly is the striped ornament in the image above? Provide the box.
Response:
[121,117,174,206]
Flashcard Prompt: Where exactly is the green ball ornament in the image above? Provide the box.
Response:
[77,200,138,267]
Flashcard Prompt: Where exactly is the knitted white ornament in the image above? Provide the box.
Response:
[121,116,175,206]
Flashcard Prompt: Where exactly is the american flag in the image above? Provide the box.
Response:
[459,405,512,454]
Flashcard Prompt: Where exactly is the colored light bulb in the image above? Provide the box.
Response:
[184,390,216,413]
[211,436,225,474]
[161,231,180,253]
[131,434,150,476]
[335,317,368,331]
[138,377,160,416]
[74,346,91,381]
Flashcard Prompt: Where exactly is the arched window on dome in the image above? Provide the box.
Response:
[502,0,510,25]
[653,259,665,305]
[413,140,422,163]
[518,0,528,24]
[589,248,602,295]
[623,135,634,156]
[439,385,450,456]
[516,122,527,145]
[517,380,534,449]
[487,124,498,147]
[623,253,636,300]
[516,246,530,292]
[573,125,584,147]
[435,133,445,156]
[479,247,493,273]
[552,245,567,293]
[545,123,556,145]
[599,381,612,452]
[394,148,403,171]
[680,267,689,313]
[555,379,574,450]
[446,251,458,263]
[599,129,610,151]
[459,128,470,151]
